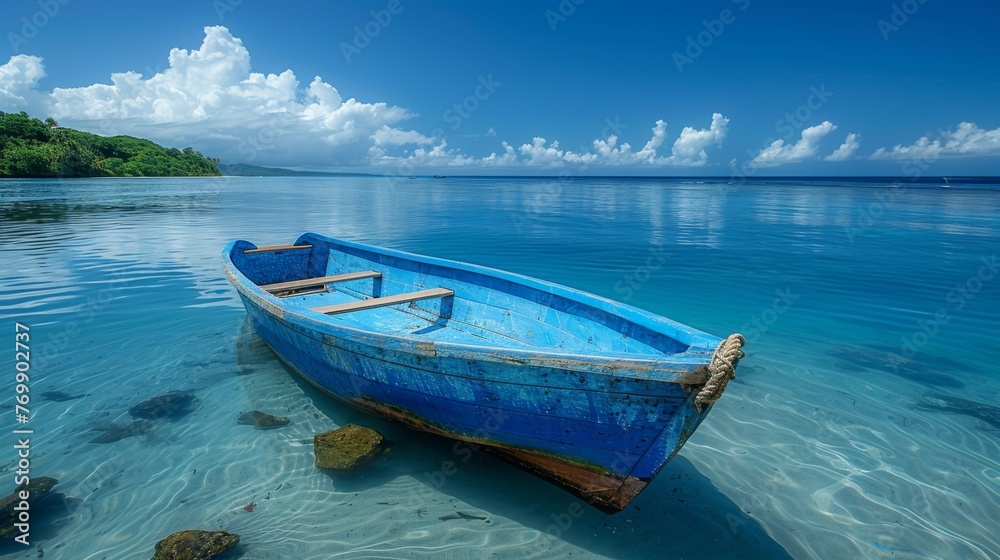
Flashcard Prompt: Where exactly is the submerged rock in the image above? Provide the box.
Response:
[129,392,198,420]
[235,318,274,373]
[41,390,87,402]
[829,344,965,389]
[439,511,489,521]
[0,477,58,539]
[152,529,239,560]
[88,420,152,444]
[314,424,386,470]
[237,410,290,430]
[918,393,1000,429]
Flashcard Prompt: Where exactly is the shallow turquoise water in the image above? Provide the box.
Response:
[1,176,998,559]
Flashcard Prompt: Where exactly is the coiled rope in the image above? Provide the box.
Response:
[695,333,746,412]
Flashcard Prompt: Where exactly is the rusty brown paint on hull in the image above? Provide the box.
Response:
[352,396,650,513]
[256,317,709,515]
[487,447,648,513]
[271,353,678,513]
[225,234,743,516]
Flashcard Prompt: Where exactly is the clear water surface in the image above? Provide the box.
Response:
[1,176,998,559]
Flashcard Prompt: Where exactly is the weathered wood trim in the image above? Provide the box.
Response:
[260,271,382,292]
[312,288,453,315]
[243,244,313,254]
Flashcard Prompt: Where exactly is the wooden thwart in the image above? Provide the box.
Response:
[244,244,313,254]
[260,271,382,293]
[312,288,453,315]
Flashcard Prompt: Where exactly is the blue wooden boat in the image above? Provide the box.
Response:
[222,232,745,512]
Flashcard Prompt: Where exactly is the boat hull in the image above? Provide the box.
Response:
[223,233,742,513]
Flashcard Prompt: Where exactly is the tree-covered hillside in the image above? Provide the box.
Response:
[0,112,221,178]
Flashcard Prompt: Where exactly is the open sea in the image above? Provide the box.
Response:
[1,176,998,560]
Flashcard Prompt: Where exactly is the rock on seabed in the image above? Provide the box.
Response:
[0,477,59,539]
[152,530,239,560]
[237,410,291,429]
[314,424,386,470]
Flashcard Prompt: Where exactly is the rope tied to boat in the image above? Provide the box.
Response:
[694,333,746,412]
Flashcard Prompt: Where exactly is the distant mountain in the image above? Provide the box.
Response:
[0,111,220,178]
[217,163,379,177]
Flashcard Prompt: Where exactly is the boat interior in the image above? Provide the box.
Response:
[231,240,709,361]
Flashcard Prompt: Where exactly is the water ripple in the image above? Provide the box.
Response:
[2,177,999,559]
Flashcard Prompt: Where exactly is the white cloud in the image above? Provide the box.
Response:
[369,114,731,169]
[870,122,1000,160]
[372,125,433,147]
[825,133,860,161]
[501,114,728,167]
[630,114,728,166]
[636,119,669,162]
[0,26,424,167]
[480,141,518,166]
[0,55,45,110]
[664,112,729,166]
[751,121,837,167]
[0,26,731,169]
[519,137,564,165]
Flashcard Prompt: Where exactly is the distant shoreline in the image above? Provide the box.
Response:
[4,175,998,185]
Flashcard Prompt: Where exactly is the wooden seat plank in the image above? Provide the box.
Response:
[312,288,454,315]
[244,244,313,254]
[260,271,382,292]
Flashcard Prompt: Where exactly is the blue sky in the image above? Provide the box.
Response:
[2,0,998,175]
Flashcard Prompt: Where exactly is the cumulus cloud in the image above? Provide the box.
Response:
[0,26,423,167]
[0,55,45,110]
[370,113,731,169]
[870,122,1000,160]
[412,114,727,168]
[0,26,732,169]
[825,133,860,161]
[371,126,434,147]
[635,119,669,162]
[480,141,518,166]
[665,113,729,166]
[750,121,837,167]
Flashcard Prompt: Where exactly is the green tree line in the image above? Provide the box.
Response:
[0,112,221,178]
